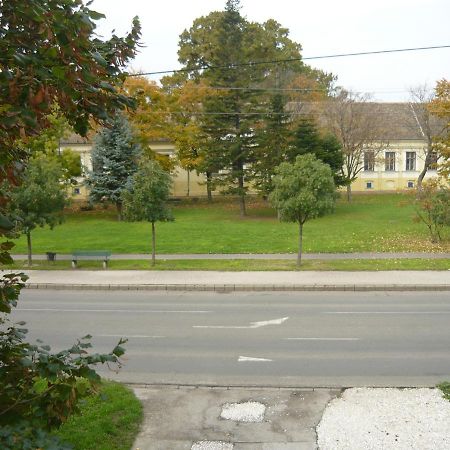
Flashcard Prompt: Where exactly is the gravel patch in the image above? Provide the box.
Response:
[317,388,450,450]
[191,441,233,450]
[220,401,266,422]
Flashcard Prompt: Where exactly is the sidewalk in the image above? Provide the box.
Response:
[130,385,450,449]
[12,252,450,260]
[17,269,450,291]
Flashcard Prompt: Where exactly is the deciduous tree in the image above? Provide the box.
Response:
[122,159,173,266]
[429,79,450,180]
[270,154,336,266]
[323,90,387,201]
[0,0,141,169]
[8,156,67,266]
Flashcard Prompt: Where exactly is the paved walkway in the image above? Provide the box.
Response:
[15,269,450,291]
[12,252,450,260]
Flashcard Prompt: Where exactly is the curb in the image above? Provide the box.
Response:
[25,283,450,292]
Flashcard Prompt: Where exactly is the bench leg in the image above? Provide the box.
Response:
[72,260,77,269]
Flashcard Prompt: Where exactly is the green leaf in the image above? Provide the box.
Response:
[33,378,49,394]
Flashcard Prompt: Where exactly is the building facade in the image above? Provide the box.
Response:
[61,102,442,200]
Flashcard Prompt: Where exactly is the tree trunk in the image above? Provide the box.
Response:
[297,222,303,267]
[26,230,32,267]
[186,170,190,197]
[116,201,123,221]
[238,169,246,217]
[346,184,352,202]
[206,171,213,202]
[151,221,156,266]
[417,144,433,191]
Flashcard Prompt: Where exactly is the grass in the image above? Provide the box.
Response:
[8,258,450,271]
[10,194,450,254]
[438,382,450,401]
[54,382,142,450]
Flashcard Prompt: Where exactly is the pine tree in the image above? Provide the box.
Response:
[87,114,141,220]
[252,93,292,197]
[290,118,344,186]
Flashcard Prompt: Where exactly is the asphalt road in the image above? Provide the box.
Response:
[12,290,450,387]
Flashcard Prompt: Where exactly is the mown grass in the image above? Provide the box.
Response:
[54,382,142,450]
[438,382,450,401]
[10,193,450,254]
[8,258,450,271]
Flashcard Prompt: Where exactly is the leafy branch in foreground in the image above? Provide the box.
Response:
[0,274,127,449]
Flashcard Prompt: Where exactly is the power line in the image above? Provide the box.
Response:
[130,45,450,77]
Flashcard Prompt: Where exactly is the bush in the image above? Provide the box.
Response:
[0,273,127,449]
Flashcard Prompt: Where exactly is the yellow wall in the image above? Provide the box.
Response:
[61,139,442,200]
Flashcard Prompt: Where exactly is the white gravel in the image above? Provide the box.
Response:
[317,388,450,450]
[191,441,233,450]
[220,401,266,422]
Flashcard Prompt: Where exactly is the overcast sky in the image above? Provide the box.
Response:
[91,0,449,101]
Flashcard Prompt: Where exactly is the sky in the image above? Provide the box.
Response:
[91,0,450,101]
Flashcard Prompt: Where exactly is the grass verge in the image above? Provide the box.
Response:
[438,382,450,401]
[7,258,450,271]
[10,194,450,254]
[54,382,142,450]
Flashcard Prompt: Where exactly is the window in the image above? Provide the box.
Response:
[366,181,373,189]
[407,181,415,188]
[429,151,438,170]
[364,151,375,171]
[73,187,81,195]
[385,152,396,171]
[405,152,416,171]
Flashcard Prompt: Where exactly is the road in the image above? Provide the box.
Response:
[12,289,450,387]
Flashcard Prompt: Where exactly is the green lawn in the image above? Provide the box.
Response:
[54,382,142,450]
[10,194,450,254]
[439,382,450,401]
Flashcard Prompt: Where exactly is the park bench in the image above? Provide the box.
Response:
[71,251,111,269]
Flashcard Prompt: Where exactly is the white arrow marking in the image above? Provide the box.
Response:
[194,316,289,329]
[238,356,273,362]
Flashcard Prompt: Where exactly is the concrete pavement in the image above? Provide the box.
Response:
[12,252,450,260]
[15,269,450,291]
[131,385,338,450]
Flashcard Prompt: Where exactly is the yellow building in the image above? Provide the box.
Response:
[61,102,442,200]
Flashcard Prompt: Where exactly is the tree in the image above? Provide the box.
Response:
[122,159,173,266]
[429,79,450,180]
[0,0,141,171]
[0,2,140,446]
[252,93,292,197]
[177,1,330,215]
[8,156,67,266]
[407,85,448,189]
[414,179,450,243]
[87,114,141,220]
[324,89,387,201]
[123,76,175,172]
[269,154,336,266]
[290,118,344,186]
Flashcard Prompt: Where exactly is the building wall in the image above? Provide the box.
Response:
[352,140,438,192]
[61,139,440,201]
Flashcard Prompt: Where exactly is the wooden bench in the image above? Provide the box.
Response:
[71,251,111,269]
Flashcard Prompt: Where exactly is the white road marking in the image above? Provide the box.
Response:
[325,311,450,315]
[194,316,289,329]
[285,337,360,341]
[238,356,273,362]
[98,334,165,338]
[19,308,211,313]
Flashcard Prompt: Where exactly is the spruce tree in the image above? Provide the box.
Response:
[291,118,345,186]
[87,114,141,220]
